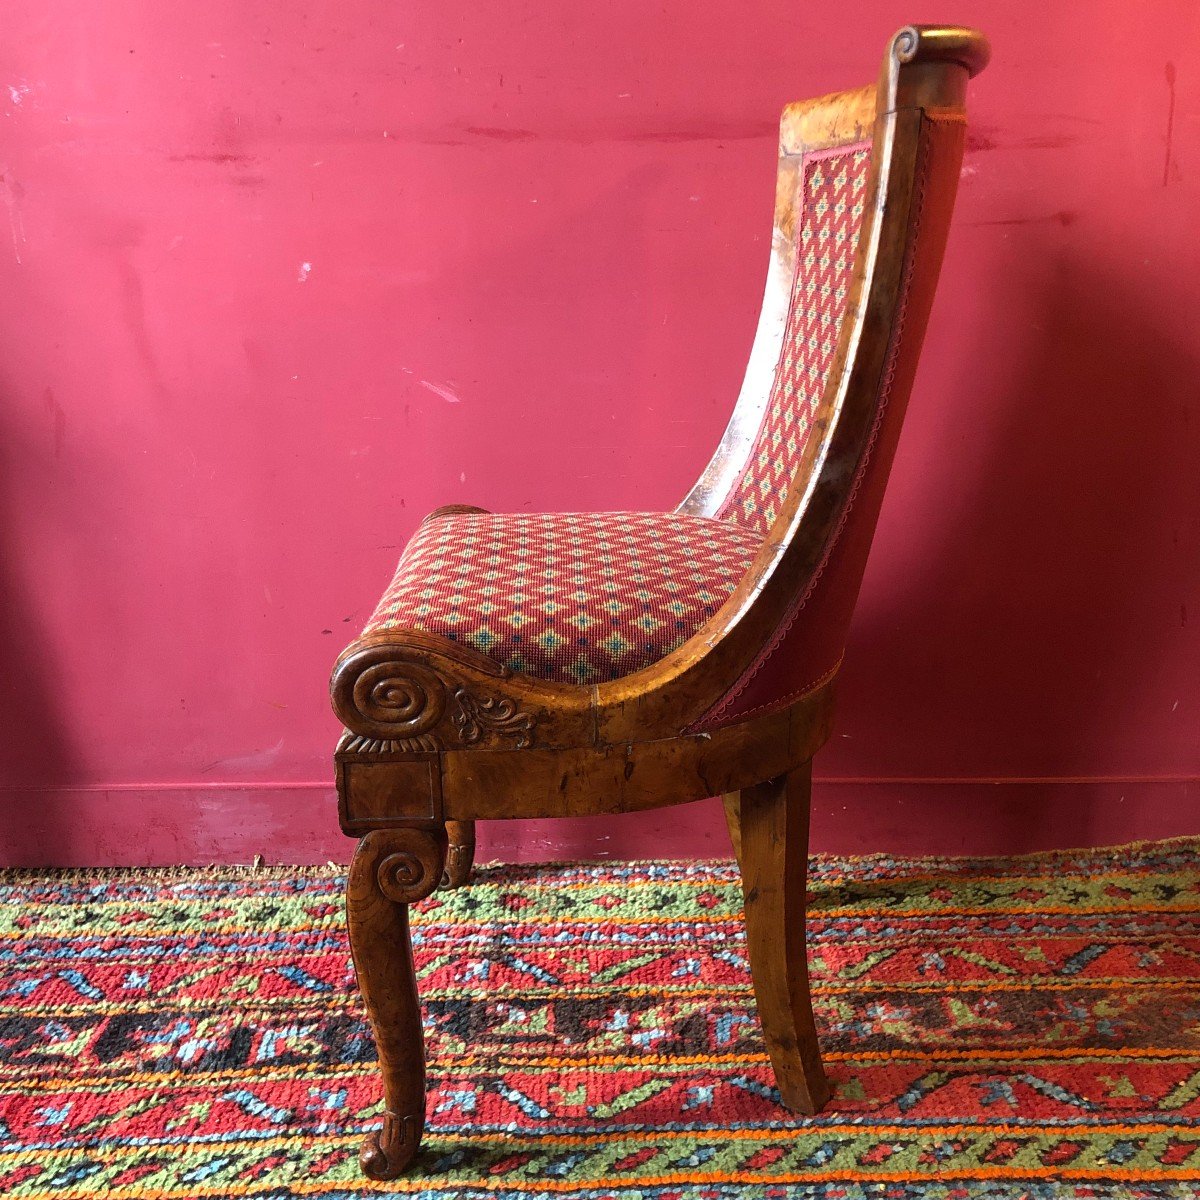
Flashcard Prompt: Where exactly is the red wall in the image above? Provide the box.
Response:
[1,2,1196,866]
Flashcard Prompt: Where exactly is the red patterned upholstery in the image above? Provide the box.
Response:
[697,115,970,730]
[363,511,762,685]
[720,144,871,532]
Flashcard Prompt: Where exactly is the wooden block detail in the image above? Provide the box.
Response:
[338,757,442,832]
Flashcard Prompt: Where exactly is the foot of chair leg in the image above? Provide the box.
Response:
[735,763,831,1115]
[361,1111,422,1179]
[347,825,447,1179]
[441,819,476,889]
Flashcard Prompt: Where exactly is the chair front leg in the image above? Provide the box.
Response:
[441,819,476,888]
[346,825,448,1179]
[729,763,831,1114]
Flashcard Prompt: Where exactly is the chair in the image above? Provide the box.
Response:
[330,24,990,1178]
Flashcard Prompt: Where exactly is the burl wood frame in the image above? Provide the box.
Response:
[331,26,989,1178]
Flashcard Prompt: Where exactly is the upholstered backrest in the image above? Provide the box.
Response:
[679,82,881,527]
[669,28,987,733]
[718,144,872,532]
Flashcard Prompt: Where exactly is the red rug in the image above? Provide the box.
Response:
[2,838,1199,1197]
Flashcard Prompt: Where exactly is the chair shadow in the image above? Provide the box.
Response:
[0,398,89,864]
[833,247,1198,853]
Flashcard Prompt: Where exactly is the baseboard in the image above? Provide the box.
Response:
[0,778,1194,867]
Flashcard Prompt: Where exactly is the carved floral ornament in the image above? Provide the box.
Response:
[333,651,534,750]
[452,689,533,748]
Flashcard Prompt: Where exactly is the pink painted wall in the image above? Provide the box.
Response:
[1,2,1196,866]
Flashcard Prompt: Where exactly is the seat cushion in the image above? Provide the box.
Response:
[362,511,763,685]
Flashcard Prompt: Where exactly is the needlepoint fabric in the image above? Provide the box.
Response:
[362,510,762,685]
[721,144,872,532]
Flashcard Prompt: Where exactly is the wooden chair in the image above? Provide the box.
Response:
[330,25,990,1178]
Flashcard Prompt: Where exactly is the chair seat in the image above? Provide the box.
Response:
[362,510,763,685]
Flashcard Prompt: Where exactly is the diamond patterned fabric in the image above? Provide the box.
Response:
[720,144,871,532]
[363,511,763,685]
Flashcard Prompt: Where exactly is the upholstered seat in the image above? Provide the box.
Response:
[329,25,990,1181]
[363,510,762,684]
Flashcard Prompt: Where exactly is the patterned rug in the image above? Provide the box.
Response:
[2,839,1199,1198]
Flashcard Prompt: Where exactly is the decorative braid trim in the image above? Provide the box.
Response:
[692,656,844,727]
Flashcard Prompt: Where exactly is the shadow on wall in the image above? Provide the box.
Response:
[0,395,90,861]
[480,244,1200,864]
[835,243,1199,852]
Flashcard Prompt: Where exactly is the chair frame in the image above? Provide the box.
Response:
[331,25,989,1179]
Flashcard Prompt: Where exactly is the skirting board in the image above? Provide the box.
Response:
[0,779,1194,867]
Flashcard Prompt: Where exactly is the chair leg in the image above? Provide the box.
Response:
[441,819,476,889]
[721,792,743,869]
[346,825,447,1180]
[728,763,831,1114]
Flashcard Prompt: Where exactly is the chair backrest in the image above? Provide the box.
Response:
[677,26,989,730]
[699,136,874,534]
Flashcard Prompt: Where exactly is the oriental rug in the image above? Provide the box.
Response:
[2,838,1199,1198]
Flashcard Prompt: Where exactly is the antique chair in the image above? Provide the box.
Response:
[330,25,990,1178]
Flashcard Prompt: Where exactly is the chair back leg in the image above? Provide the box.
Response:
[722,792,744,869]
[727,763,832,1114]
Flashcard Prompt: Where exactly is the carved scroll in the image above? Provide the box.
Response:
[332,646,537,749]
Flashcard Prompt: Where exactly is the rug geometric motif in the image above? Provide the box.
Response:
[2,838,1200,1197]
